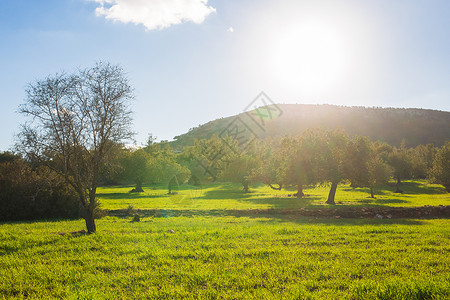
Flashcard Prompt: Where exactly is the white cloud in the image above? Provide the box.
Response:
[227,26,234,33]
[90,0,216,31]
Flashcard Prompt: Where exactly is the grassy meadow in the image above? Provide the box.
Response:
[97,180,450,211]
[1,180,449,299]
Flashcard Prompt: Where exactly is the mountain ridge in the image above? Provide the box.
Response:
[171,104,450,148]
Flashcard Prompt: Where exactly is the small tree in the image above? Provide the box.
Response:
[315,129,348,205]
[121,148,153,192]
[343,136,372,188]
[147,142,190,194]
[409,144,435,179]
[367,156,391,198]
[17,62,134,233]
[253,138,284,191]
[219,143,259,193]
[430,141,450,192]
[388,145,412,193]
[278,131,320,198]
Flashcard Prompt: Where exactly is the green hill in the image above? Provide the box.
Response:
[171,104,450,148]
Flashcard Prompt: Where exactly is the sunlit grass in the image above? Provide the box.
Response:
[97,180,450,211]
[0,217,449,299]
[1,180,448,299]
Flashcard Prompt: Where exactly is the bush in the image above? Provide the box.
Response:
[0,159,80,221]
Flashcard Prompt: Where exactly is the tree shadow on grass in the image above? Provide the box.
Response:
[196,183,252,200]
[401,181,448,195]
[340,186,391,196]
[96,192,167,200]
[340,181,448,196]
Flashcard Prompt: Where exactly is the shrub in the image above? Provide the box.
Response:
[0,159,80,221]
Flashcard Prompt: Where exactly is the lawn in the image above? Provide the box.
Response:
[0,180,449,299]
[97,180,450,211]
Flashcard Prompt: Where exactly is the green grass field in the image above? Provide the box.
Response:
[1,180,449,299]
[97,180,450,211]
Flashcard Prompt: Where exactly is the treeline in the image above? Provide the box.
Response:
[101,129,449,202]
[175,130,449,204]
[1,130,449,221]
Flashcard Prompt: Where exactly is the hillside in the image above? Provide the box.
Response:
[171,104,450,148]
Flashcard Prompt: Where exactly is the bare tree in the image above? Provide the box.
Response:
[17,62,134,233]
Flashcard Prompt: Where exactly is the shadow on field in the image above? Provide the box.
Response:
[197,184,251,200]
[341,186,390,196]
[402,181,448,194]
[96,192,167,200]
[199,184,322,209]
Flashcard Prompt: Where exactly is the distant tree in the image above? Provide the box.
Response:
[430,141,450,192]
[367,156,391,198]
[372,141,393,162]
[278,131,320,198]
[343,136,372,188]
[316,130,349,205]
[121,148,153,192]
[17,62,134,233]
[387,144,413,193]
[343,137,391,198]
[146,141,190,194]
[409,144,435,179]
[156,156,190,194]
[253,138,284,191]
[185,135,234,183]
[218,140,259,193]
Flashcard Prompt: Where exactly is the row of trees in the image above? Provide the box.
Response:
[101,130,449,207]
[178,130,448,205]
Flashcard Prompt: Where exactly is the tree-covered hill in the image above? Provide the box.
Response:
[172,104,450,148]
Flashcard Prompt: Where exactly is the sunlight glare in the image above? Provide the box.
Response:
[269,21,347,97]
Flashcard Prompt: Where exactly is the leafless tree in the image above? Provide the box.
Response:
[17,62,134,233]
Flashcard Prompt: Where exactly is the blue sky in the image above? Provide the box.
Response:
[1,0,449,151]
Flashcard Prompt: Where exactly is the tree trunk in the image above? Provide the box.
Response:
[369,186,375,198]
[296,184,304,199]
[395,177,402,193]
[326,182,338,205]
[445,185,450,193]
[243,181,249,193]
[83,208,96,233]
[135,181,144,193]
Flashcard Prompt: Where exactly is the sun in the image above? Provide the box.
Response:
[269,20,347,97]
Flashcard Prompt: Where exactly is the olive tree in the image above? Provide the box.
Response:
[17,62,134,233]
[430,141,450,192]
